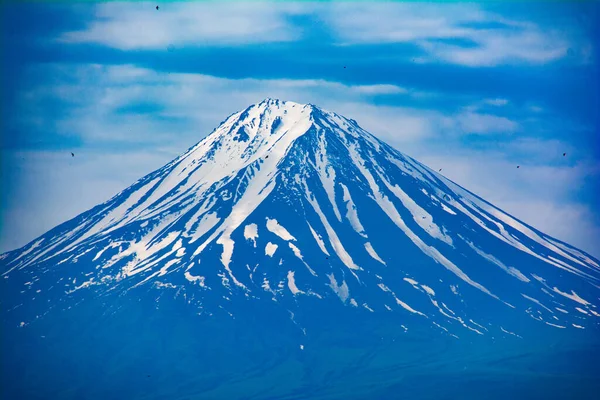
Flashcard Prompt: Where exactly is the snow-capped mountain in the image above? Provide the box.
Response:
[2,99,599,399]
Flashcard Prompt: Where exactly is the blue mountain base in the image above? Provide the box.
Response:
[3,292,599,400]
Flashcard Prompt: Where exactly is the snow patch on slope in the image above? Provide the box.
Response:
[307,223,330,256]
[378,283,426,317]
[340,183,367,237]
[441,203,457,215]
[314,133,342,222]
[189,212,220,244]
[364,242,386,265]
[266,218,296,241]
[465,240,530,282]
[552,287,590,306]
[265,242,278,257]
[287,271,303,295]
[244,223,259,247]
[328,274,349,302]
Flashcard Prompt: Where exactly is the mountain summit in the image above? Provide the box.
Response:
[2,99,599,399]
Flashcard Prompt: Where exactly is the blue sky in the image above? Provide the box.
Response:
[1,1,598,257]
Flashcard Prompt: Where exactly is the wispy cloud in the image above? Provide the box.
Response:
[58,3,307,49]
[529,105,544,113]
[55,2,587,67]
[325,3,584,66]
[454,111,519,135]
[484,98,509,107]
[352,84,408,95]
[416,29,570,66]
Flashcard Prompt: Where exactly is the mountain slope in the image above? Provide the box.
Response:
[2,99,599,399]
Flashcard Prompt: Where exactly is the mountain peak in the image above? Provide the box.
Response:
[257,97,307,108]
[199,99,351,163]
[257,97,285,107]
[251,98,330,120]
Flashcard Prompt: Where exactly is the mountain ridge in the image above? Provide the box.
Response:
[3,99,599,340]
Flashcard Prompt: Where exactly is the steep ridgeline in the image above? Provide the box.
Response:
[2,98,599,340]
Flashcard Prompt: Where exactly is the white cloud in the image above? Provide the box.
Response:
[58,2,307,49]
[529,105,544,113]
[484,98,509,107]
[417,29,570,67]
[454,111,519,135]
[324,3,580,66]
[54,2,587,67]
[326,3,484,43]
[352,84,408,95]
